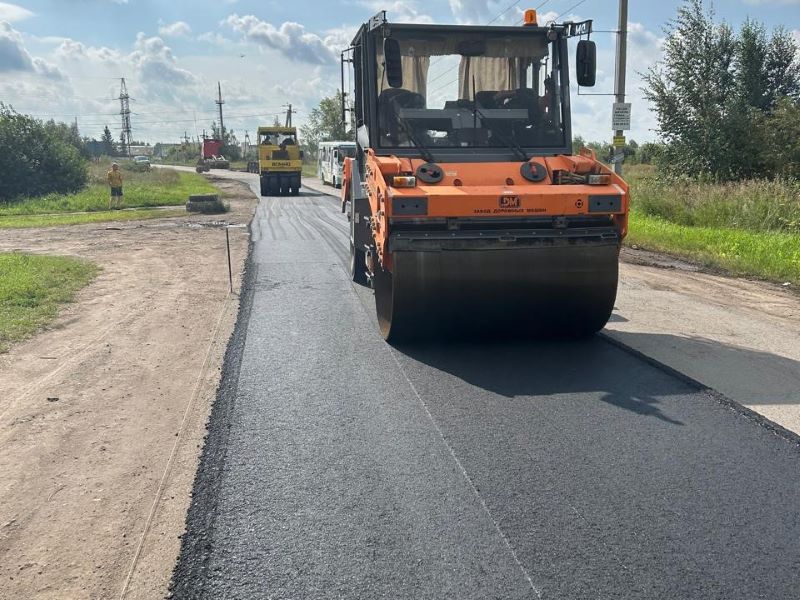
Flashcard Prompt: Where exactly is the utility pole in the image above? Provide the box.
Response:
[119,77,133,157]
[182,131,190,145]
[612,0,629,176]
[284,103,295,127]
[216,82,225,140]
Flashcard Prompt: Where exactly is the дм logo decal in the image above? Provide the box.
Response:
[499,196,521,209]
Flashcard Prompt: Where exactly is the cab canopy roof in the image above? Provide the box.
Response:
[258,126,297,135]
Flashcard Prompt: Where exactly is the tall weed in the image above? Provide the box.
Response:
[626,166,800,233]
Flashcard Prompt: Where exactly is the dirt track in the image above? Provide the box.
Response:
[0,177,254,600]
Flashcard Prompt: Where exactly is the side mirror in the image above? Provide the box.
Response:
[576,40,596,87]
[383,38,403,88]
[300,150,305,160]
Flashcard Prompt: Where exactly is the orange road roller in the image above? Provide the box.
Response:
[340,10,629,341]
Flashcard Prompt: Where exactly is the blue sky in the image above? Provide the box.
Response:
[2,0,799,144]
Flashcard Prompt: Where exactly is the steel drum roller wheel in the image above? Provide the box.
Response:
[374,244,620,342]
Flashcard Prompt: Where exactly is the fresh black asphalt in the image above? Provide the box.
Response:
[170,180,800,599]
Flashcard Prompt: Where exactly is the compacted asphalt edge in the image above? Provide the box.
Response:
[598,332,800,450]
[169,229,258,598]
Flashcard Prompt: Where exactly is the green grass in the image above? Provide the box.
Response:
[624,164,800,233]
[0,160,216,216]
[627,210,800,284]
[622,164,800,284]
[0,252,98,351]
[0,208,186,229]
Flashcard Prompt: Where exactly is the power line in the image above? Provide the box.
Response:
[553,0,589,21]
[76,112,287,128]
[486,0,526,25]
[16,108,284,123]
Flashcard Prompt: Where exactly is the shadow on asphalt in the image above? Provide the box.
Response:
[392,336,687,425]
[607,331,800,407]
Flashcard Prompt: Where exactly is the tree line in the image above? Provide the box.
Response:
[644,0,799,180]
[0,104,88,201]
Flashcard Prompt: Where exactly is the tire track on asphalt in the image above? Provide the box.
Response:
[295,188,546,594]
[284,197,320,241]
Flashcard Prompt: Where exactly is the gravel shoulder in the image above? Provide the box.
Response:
[0,176,255,600]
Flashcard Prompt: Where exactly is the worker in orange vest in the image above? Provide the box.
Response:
[107,162,123,209]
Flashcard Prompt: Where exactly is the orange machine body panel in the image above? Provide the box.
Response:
[358,150,629,271]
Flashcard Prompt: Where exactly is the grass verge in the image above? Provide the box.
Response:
[0,252,98,351]
[627,210,800,285]
[0,208,186,229]
[0,161,216,216]
[302,162,318,178]
[631,171,799,233]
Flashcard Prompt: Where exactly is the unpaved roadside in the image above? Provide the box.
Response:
[0,176,255,600]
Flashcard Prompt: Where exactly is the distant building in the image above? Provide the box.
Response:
[152,143,182,159]
[128,144,153,157]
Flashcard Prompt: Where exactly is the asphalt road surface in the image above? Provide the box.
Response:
[171,175,800,599]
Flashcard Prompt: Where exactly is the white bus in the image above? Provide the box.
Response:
[317,141,356,188]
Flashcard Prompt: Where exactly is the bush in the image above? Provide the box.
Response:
[0,104,88,202]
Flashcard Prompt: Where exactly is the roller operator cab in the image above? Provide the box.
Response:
[340,10,629,342]
[257,126,303,196]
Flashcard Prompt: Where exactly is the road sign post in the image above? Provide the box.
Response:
[613,0,628,176]
[612,103,631,131]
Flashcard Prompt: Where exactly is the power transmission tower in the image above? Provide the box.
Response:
[283,103,295,127]
[119,78,133,157]
[216,82,225,140]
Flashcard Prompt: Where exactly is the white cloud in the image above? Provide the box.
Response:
[55,31,201,101]
[742,0,800,4]
[361,1,433,24]
[0,2,33,22]
[56,38,122,63]
[448,0,490,24]
[447,0,527,25]
[223,14,337,64]
[159,20,192,38]
[130,33,200,100]
[0,21,63,78]
[197,31,230,45]
[323,25,357,55]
